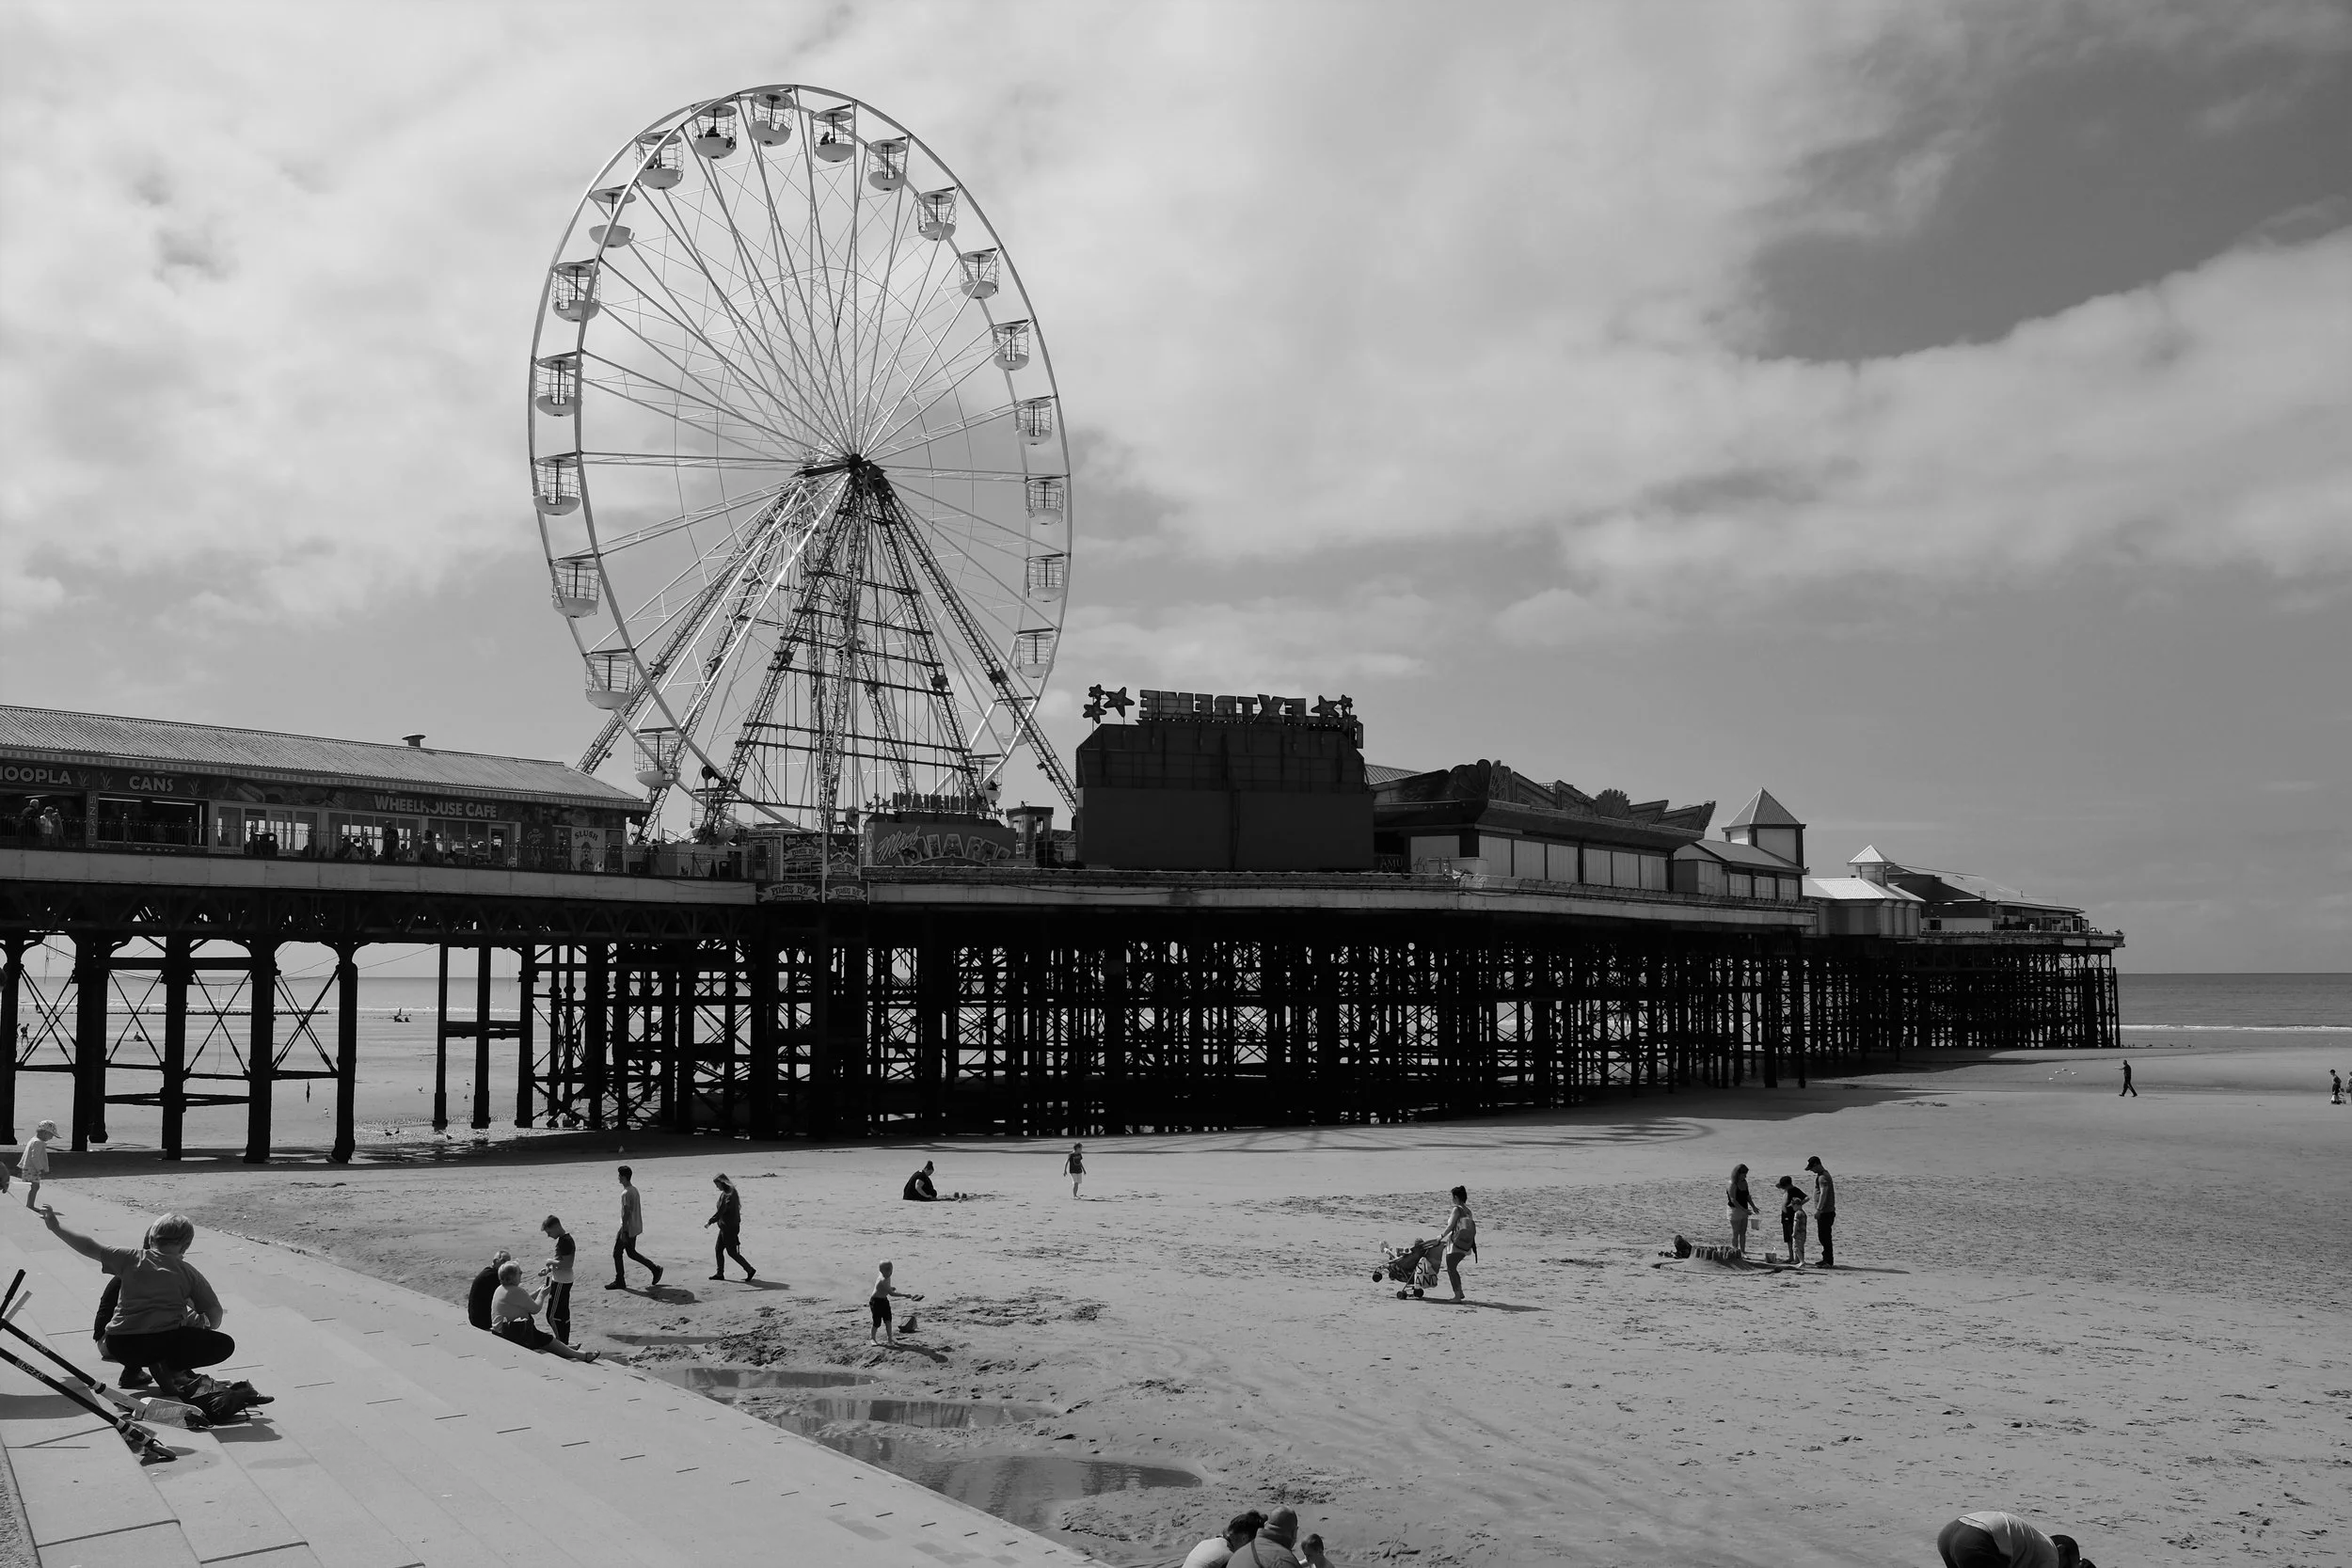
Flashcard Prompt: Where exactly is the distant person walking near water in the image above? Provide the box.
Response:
[1726,1164,1759,1256]
[1063,1142,1085,1198]
[606,1165,662,1291]
[1773,1176,1809,1265]
[1805,1155,1837,1268]
[1440,1185,1478,1301]
[2120,1059,2137,1097]
[20,1119,56,1209]
[705,1174,755,1281]
[868,1260,922,1346]
[2329,1069,2340,1104]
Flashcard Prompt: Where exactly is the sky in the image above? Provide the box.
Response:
[1,0,2347,972]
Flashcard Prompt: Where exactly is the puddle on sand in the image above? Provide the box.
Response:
[646,1365,875,1392]
[774,1425,1200,1534]
[655,1368,1200,1532]
[799,1396,1049,1429]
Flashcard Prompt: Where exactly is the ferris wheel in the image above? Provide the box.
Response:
[528,85,1076,843]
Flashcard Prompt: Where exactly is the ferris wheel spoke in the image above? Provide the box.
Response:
[848,182,926,436]
[629,188,826,444]
[691,163,859,445]
[865,400,1015,464]
[855,246,982,451]
[580,353,812,459]
[590,264,833,450]
[586,481,791,559]
[888,475,1043,549]
[745,142,862,442]
[857,318,1000,462]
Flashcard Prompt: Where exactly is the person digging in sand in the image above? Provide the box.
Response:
[868,1259,922,1346]
[705,1174,755,1281]
[1935,1509,2091,1567]
[1773,1175,1809,1265]
[903,1160,970,1201]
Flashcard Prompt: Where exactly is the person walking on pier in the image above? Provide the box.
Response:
[539,1217,576,1341]
[607,1165,662,1291]
[705,1175,755,1282]
[1063,1142,1086,1199]
[1726,1164,1759,1257]
[1805,1155,1837,1268]
[2119,1059,2137,1097]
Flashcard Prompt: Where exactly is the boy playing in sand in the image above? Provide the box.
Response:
[868,1260,922,1346]
[21,1119,56,1208]
[1063,1142,1085,1198]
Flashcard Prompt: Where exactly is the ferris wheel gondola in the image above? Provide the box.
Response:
[528,84,1076,844]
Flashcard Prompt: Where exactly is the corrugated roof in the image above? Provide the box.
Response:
[1364,762,1421,786]
[1677,839,1804,872]
[1724,787,1803,829]
[0,705,641,812]
[1805,877,1923,902]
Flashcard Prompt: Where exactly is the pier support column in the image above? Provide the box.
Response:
[516,947,537,1130]
[748,936,778,1140]
[243,940,278,1164]
[72,933,112,1151]
[330,942,358,1164]
[160,937,191,1160]
[471,943,493,1132]
[584,944,610,1132]
[0,936,25,1146]
[432,944,451,1132]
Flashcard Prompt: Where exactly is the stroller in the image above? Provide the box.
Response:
[1374,1238,1444,1299]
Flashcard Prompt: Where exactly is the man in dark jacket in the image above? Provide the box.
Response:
[468,1249,512,1330]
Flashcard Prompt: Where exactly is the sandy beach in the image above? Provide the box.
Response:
[22,1033,2348,1566]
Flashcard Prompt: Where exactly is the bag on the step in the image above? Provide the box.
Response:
[135,1397,208,1430]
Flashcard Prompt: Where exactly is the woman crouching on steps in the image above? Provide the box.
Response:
[41,1206,254,1400]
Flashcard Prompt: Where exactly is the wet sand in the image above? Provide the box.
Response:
[25,1035,2349,1566]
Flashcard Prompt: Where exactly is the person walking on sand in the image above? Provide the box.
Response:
[705,1174,755,1282]
[538,1217,575,1342]
[1805,1155,1837,1268]
[1726,1164,1759,1257]
[20,1119,56,1209]
[1439,1185,1478,1302]
[2120,1059,2137,1097]
[1773,1175,1809,1265]
[2329,1069,2340,1104]
[1063,1142,1085,1198]
[606,1165,662,1291]
[868,1260,922,1347]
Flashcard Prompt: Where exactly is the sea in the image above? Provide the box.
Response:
[2115,972,2351,1031]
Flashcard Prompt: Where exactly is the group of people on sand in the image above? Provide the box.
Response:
[1184,1506,1335,1568]
[461,1166,766,1361]
[1725,1155,1836,1266]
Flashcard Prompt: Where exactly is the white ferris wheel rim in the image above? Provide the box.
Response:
[526,84,1073,832]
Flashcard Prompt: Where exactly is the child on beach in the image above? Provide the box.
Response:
[1773,1175,1809,1265]
[21,1119,56,1209]
[1063,1142,1085,1198]
[868,1260,922,1347]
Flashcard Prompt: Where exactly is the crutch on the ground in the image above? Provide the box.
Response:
[0,1272,175,1464]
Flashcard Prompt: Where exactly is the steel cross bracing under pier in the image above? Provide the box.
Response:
[0,852,2120,1158]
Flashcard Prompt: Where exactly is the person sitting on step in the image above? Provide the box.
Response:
[491,1260,599,1363]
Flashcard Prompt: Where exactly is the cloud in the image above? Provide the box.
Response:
[1060,587,1446,698]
